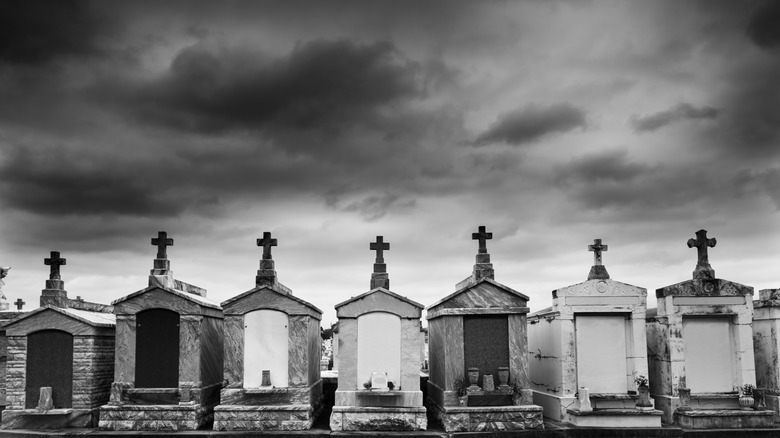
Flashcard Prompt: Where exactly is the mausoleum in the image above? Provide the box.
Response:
[330,236,427,431]
[99,232,224,431]
[1,252,115,429]
[427,226,544,432]
[752,284,780,422]
[528,239,662,427]
[215,232,323,430]
[646,229,773,428]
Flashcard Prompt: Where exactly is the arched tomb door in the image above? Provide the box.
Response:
[25,329,73,408]
[357,312,401,388]
[136,308,180,388]
[244,309,289,387]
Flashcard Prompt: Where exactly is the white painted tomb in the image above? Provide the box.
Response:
[528,239,662,427]
[646,230,773,428]
[329,236,426,431]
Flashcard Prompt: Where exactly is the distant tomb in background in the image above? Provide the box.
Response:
[646,230,773,428]
[426,226,543,432]
[528,238,662,427]
[0,268,26,412]
[329,236,427,431]
[1,252,116,429]
[214,232,324,431]
[99,232,224,431]
[752,282,780,422]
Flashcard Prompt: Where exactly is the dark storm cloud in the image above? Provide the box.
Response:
[97,39,422,134]
[474,104,587,146]
[556,149,651,186]
[747,0,780,50]
[327,192,416,221]
[741,167,780,209]
[629,103,720,133]
[0,0,111,65]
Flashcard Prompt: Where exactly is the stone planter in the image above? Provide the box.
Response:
[497,367,509,388]
[740,395,755,410]
[467,367,480,391]
[636,385,653,409]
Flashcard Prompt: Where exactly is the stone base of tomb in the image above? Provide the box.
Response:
[764,394,780,423]
[430,404,544,432]
[213,404,320,430]
[675,409,775,429]
[98,404,214,431]
[566,408,663,427]
[329,406,427,431]
[0,407,97,429]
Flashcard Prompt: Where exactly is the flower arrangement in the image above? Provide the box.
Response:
[742,383,755,396]
[387,381,395,390]
[634,375,649,388]
[363,380,371,390]
[454,378,467,397]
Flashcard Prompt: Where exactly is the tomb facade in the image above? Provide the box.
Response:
[752,287,780,422]
[0,268,26,412]
[427,226,543,432]
[1,252,116,429]
[99,232,224,431]
[646,229,773,428]
[528,239,662,427]
[214,232,323,430]
[329,236,427,431]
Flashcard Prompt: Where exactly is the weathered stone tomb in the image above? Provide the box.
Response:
[752,286,780,422]
[330,236,427,431]
[427,226,543,432]
[1,251,115,429]
[99,232,224,431]
[214,232,323,430]
[528,239,662,427]
[646,229,773,428]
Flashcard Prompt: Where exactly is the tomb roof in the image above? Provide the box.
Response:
[335,287,423,319]
[221,284,322,317]
[4,305,116,330]
[655,277,753,299]
[112,283,221,310]
[427,277,529,315]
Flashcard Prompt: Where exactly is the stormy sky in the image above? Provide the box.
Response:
[1,0,779,325]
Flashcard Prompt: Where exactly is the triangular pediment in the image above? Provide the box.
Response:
[222,285,321,318]
[336,287,423,318]
[428,277,528,315]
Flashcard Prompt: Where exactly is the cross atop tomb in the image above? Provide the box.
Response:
[370,236,390,265]
[14,298,24,310]
[257,232,278,260]
[472,226,492,254]
[588,239,608,266]
[44,251,66,280]
[687,229,717,279]
[152,231,174,260]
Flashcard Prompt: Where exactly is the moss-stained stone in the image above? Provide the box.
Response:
[329,406,427,431]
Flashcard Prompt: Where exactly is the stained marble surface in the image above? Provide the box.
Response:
[222,316,244,387]
[288,316,309,387]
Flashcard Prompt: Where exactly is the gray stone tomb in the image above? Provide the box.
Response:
[427,226,543,432]
[214,232,323,431]
[98,232,224,431]
[1,252,116,429]
[330,236,427,431]
[646,229,773,428]
[752,282,780,422]
[528,238,662,427]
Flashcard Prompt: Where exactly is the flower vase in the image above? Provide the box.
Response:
[636,385,652,409]
[497,367,510,389]
[467,367,480,392]
[740,395,755,410]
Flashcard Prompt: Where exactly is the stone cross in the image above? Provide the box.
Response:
[14,298,24,310]
[472,226,493,254]
[44,251,66,280]
[588,239,608,266]
[75,296,84,303]
[687,229,717,279]
[257,232,278,260]
[151,231,174,259]
[370,236,390,264]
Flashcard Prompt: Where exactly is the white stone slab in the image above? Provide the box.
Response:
[683,317,733,393]
[575,315,627,393]
[244,309,289,387]
[357,312,401,388]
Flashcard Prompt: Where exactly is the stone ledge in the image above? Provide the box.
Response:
[677,409,774,417]
[675,409,775,429]
[215,404,312,412]
[330,406,427,431]
[567,408,663,416]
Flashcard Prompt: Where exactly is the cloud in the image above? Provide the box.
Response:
[0,0,112,65]
[96,38,423,135]
[629,103,719,133]
[326,192,416,221]
[747,0,780,50]
[556,149,650,186]
[474,103,587,146]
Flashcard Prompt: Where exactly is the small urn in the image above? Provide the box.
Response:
[467,367,481,392]
[636,385,653,410]
[261,370,272,387]
[497,367,510,389]
[483,374,495,392]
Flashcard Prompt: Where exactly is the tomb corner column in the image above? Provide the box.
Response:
[179,314,203,387]
[288,315,308,387]
[337,318,358,391]
[114,315,136,387]
[442,316,464,391]
[400,318,421,392]
[508,314,530,397]
[559,315,577,396]
[223,315,244,387]
[5,336,26,410]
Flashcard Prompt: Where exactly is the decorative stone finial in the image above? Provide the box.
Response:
[687,229,716,279]
[41,251,68,307]
[256,232,279,287]
[150,231,174,276]
[370,236,390,289]
[587,238,610,280]
[471,225,495,281]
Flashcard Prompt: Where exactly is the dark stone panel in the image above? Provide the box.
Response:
[199,316,224,386]
[463,315,509,388]
[25,330,73,409]
[467,394,513,406]
[124,389,180,405]
[135,308,179,388]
